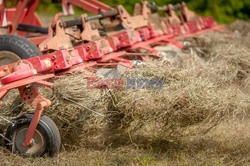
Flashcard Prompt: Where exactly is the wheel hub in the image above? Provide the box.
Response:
[0,51,20,66]
[14,126,45,156]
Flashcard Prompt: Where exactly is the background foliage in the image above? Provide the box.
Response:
[5,0,250,23]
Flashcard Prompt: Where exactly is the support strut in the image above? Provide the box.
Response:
[18,86,51,147]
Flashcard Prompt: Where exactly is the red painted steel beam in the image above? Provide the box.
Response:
[8,0,29,34]
[0,0,6,27]
[0,74,55,92]
[68,0,104,14]
[21,0,41,26]
[28,35,48,45]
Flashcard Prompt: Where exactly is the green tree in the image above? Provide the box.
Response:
[4,0,250,23]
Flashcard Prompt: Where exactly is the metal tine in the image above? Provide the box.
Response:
[0,133,12,144]
[0,116,14,125]
[62,96,105,117]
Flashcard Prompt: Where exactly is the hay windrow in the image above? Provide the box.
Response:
[186,29,250,90]
[105,61,250,142]
[228,20,250,37]
[43,74,110,146]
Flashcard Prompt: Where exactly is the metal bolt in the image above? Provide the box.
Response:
[52,55,56,60]
[59,22,63,28]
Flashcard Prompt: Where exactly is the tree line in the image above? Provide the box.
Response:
[5,0,250,23]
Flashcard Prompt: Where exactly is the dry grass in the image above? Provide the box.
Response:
[0,20,249,165]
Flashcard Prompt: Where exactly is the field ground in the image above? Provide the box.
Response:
[1,120,249,165]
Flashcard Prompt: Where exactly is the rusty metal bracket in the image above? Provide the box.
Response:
[117,5,148,29]
[39,21,73,51]
[80,14,100,41]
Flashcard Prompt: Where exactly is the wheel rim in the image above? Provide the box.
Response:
[13,126,46,156]
[0,51,20,66]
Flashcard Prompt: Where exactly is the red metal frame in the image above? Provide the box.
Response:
[1,0,42,34]
[0,0,111,45]
[63,0,110,15]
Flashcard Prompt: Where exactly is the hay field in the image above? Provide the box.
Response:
[0,20,249,165]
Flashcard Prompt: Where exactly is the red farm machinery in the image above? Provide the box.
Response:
[0,0,223,157]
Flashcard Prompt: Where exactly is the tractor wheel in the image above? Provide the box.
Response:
[5,114,61,157]
[0,35,41,66]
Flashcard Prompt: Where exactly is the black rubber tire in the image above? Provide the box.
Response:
[5,114,61,157]
[0,34,41,64]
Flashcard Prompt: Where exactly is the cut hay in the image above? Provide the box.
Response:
[43,75,109,147]
[0,21,249,150]
[104,60,250,143]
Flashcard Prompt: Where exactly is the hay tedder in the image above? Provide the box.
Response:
[0,0,223,157]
